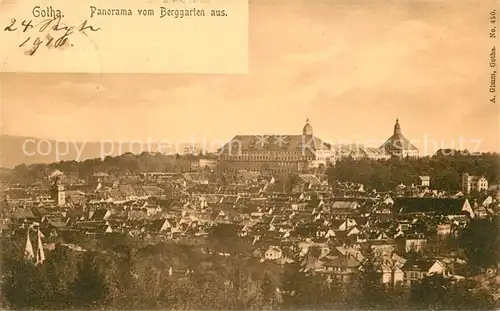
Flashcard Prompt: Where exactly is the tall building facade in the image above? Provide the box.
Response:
[462,173,488,194]
[50,177,66,206]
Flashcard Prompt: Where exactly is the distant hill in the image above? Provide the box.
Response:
[3,149,218,184]
[1,135,119,168]
[0,135,210,168]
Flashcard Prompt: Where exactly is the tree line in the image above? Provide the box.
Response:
[2,244,497,310]
[8,152,204,185]
[326,152,500,191]
[2,222,499,311]
[7,151,499,192]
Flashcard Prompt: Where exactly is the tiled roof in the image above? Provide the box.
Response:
[219,135,331,153]
[380,134,418,151]
[332,146,390,158]
[142,186,164,196]
[330,201,359,209]
[238,170,260,181]
[394,197,470,215]
[363,147,390,157]
[91,209,108,220]
[297,174,322,185]
[92,172,109,177]
[323,256,360,268]
[403,259,443,272]
[49,170,65,179]
[12,208,36,219]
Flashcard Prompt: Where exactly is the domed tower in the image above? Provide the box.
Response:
[380,117,419,159]
[303,118,313,136]
[394,118,401,135]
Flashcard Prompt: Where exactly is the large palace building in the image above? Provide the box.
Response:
[217,118,419,173]
[218,119,334,173]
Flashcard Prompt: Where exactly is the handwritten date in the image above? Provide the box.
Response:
[4,17,100,55]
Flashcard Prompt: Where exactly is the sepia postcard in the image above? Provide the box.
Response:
[0,0,499,309]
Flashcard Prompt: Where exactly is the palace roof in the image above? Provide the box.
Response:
[380,119,418,152]
[219,134,332,154]
[380,133,419,151]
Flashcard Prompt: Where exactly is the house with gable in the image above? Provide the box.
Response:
[366,252,407,285]
[394,197,475,219]
[264,245,283,261]
[397,233,427,254]
[338,218,357,231]
[89,208,112,221]
[320,254,361,283]
[149,218,174,233]
[402,259,448,286]
[419,176,431,187]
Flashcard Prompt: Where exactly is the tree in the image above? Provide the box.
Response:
[384,282,410,310]
[409,274,497,310]
[110,246,137,309]
[317,163,326,174]
[308,245,322,260]
[287,174,301,193]
[326,154,500,192]
[2,258,46,309]
[281,262,335,309]
[12,163,30,184]
[40,245,76,309]
[260,273,277,309]
[409,274,450,309]
[459,217,500,270]
[69,252,109,309]
[260,163,271,174]
[352,259,386,309]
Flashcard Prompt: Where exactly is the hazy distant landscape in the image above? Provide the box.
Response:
[0,135,209,168]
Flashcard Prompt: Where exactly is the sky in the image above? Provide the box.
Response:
[2,0,499,155]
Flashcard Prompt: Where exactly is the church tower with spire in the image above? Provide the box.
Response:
[394,118,401,135]
[303,118,313,136]
[50,176,66,206]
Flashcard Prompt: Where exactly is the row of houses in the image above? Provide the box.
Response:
[2,169,499,289]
